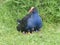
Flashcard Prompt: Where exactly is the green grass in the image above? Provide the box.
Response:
[0,0,60,45]
[0,22,60,45]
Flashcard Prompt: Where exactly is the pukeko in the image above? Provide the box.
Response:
[17,7,42,33]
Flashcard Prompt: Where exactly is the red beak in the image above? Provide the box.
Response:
[28,7,35,13]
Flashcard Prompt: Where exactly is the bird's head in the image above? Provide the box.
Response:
[28,7,38,13]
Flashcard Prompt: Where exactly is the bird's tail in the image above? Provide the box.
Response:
[17,19,21,24]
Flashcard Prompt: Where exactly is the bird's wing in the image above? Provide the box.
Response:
[20,13,32,28]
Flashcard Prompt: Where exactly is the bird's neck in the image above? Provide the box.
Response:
[33,12,39,16]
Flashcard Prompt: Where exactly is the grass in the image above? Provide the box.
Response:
[0,0,60,45]
[0,22,60,45]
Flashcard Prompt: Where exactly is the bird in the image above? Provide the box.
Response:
[17,7,42,33]
[17,12,32,33]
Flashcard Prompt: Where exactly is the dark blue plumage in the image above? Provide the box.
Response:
[26,7,42,32]
[17,7,42,33]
